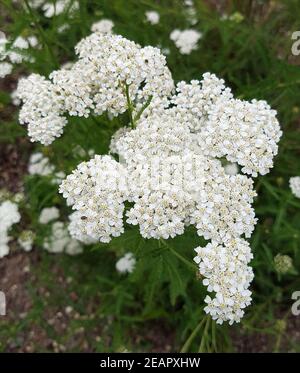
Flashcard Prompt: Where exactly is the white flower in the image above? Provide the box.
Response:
[116,252,136,273]
[51,171,66,185]
[0,62,13,78]
[289,176,300,198]
[194,238,254,324]
[11,88,21,106]
[91,19,114,34]
[28,152,55,176]
[42,0,78,18]
[39,207,60,224]
[18,230,35,252]
[0,200,21,232]
[19,33,282,324]
[43,221,82,255]
[145,11,160,25]
[16,74,67,145]
[199,97,282,176]
[0,200,21,258]
[170,29,202,54]
[17,33,174,144]
[224,162,239,176]
[0,31,8,60]
[57,23,70,34]
[60,155,128,243]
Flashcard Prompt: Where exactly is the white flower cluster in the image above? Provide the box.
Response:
[116,252,136,274]
[194,239,253,324]
[19,33,282,323]
[16,33,174,144]
[37,206,82,255]
[91,19,114,34]
[35,0,79,18]
[60,155,128,243]
[43,221,83,255]
[289,176,300,198]
[145,11,160,25]
[18,230,35,252]
[170,29,202,54]
[0,62,13,78]
[184,0,197,25]
[224,162,239,176]
[39,206,60,224]
[0,200,21,258]
[17,75,66,145]
[0,33,39,78]
[28,152,65,184]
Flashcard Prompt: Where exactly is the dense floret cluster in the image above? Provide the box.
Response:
[17,33,282,324]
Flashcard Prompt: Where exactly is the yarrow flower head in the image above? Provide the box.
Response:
[16,32,174,144]
[289,176,300,198]
[0,200,21,258]
[0,62,13,79]
[42,0,79,18]
[170,29,202,54]
[145,11,160,25]
[18,230,35,252]
[18,33,282,324]
[39,206,60,224]
[91,19,114,34]
[116,252,136,274]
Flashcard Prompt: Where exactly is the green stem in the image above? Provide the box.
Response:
[160,240,197,272]
[180,317,206,353]
[23,0,58,69]
[198,316,211,352]
[133,95,153,123]
[124,83,135,128]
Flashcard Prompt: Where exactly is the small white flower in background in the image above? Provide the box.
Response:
[43,221,67,253]
[28,153,55,176]
[12,192,25,204]
[28,0,44,8]
[184,0,197,25]
[43,221,83,255]
[11,88,21,106]
[42,0,79,18]
[0,62,13,78]
[0,233,11,258]
[51,171,66,185]
[28,152,65,185]
[0,31,8,58]
[57,23,70,34]
[18,230,35,252]
[91,19,114,34]
[8,36,39,65]
[0,200,21,233]
[290,176,300,198]
[170,29,202,54]
[116,252,136,274]
[224,162,239,176]
[39,207,60,224]
[0,200,21,258]
[145,11,160,25]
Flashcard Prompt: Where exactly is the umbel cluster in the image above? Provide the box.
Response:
[16,32,282,324]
